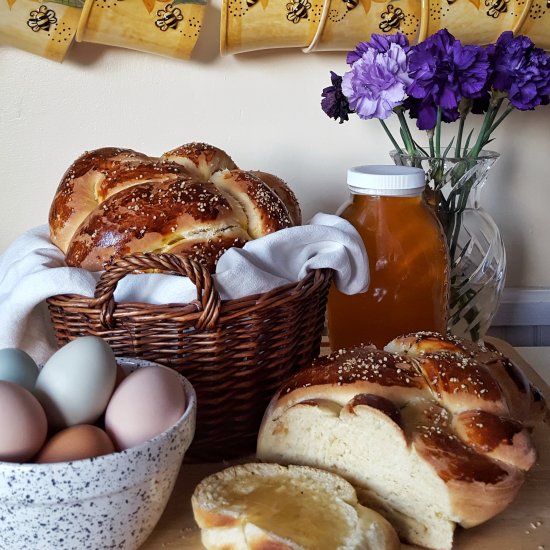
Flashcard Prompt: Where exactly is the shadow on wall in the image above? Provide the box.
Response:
[493,150,527,286]
[191,3,221,64]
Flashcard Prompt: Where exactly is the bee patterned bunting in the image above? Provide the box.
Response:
[379,4,405,32]
[343,0,359,10]
[155,3,183,30]
[485,0,508,17]
[27,5,57,32]
[286,0,311,22]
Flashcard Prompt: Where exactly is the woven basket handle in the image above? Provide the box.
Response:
[91,253,221,331]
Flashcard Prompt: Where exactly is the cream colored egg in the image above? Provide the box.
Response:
[35,337,117,430]
[0,381,47,463]
[105,366,186,450]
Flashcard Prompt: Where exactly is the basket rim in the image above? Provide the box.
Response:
[47,268,333,328]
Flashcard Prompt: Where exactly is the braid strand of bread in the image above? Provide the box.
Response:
[49,143,299,272]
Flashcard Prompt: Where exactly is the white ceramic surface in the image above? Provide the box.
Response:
[0,357,197,550]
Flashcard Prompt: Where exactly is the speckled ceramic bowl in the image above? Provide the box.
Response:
[0,358,197,550]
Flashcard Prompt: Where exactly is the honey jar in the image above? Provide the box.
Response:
[327,165,450,350]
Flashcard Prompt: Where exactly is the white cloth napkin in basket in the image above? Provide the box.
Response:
[0,213,369,364]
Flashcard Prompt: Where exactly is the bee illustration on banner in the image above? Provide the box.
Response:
[379,4,405,32]
[286,0,311,22]
[343,0,359,10]
[155,3,184,30]
[485,0,509,17]
[27,5,57,32]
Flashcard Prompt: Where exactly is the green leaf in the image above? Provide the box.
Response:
[46,0,84,6]
[463,128,475,154]
[412,140,429,157]
[442,138,456,159]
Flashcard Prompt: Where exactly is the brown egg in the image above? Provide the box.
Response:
[35,424,116,463]
[0,380,47,462]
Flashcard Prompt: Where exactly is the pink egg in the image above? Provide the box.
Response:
[0,381,48,462]
[104,366,186,450]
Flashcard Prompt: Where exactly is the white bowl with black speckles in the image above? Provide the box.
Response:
[0,358,197,550]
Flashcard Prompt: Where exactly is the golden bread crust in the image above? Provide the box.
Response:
[50,144,300,271]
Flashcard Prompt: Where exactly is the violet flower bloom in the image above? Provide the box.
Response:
[406,29,490,130]
[321,71,352,124]
[347,33,409,65]
[490,31,550,110]
[341,42,411,120]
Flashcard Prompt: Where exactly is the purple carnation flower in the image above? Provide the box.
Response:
[347,32,409,65]
[321,71,352,124]
[490,31,550,110]
[406,29,490,129]
[341,42,411,120]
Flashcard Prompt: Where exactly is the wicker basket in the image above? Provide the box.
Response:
[46,253,332,461]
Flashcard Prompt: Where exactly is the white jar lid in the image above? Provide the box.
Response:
[347,165,426,196]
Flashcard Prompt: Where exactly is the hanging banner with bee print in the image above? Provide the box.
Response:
[141,0,205,13]
[221,0,548,54]
[221,0,422,54]
[0,0,84,61]
[425,0,537,46]
[221,0,325,54]
[306,0,423,52]
[75,0,207,59]
[1,0,547,59]
[516,0,549,49]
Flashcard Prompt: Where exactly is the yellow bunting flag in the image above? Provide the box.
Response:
[142,0,156,12]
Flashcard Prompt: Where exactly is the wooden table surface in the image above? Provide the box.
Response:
[141,339,550,550]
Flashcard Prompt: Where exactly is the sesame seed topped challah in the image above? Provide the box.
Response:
[49,143,301,272]
[257,332,546,550]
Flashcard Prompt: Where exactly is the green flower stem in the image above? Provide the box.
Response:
[396,109,416,154]
[447,102,512,261]
[428,132,435,157]
[455,114,466,157]
[482,98,504,148]
[435,107,442,157]
[468,97,506,159]
[379,119,403,154]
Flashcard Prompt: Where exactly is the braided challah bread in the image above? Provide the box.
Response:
[49,143,301,272]
[257,332,546,550]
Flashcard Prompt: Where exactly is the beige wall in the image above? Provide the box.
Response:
[1,9,549,287]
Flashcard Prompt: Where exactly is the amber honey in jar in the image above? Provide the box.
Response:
[327,165,450,350]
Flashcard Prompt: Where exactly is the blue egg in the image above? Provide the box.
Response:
[0,348,39,392]
[35,336,117,430]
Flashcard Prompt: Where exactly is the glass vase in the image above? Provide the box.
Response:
[391,150,506,342]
